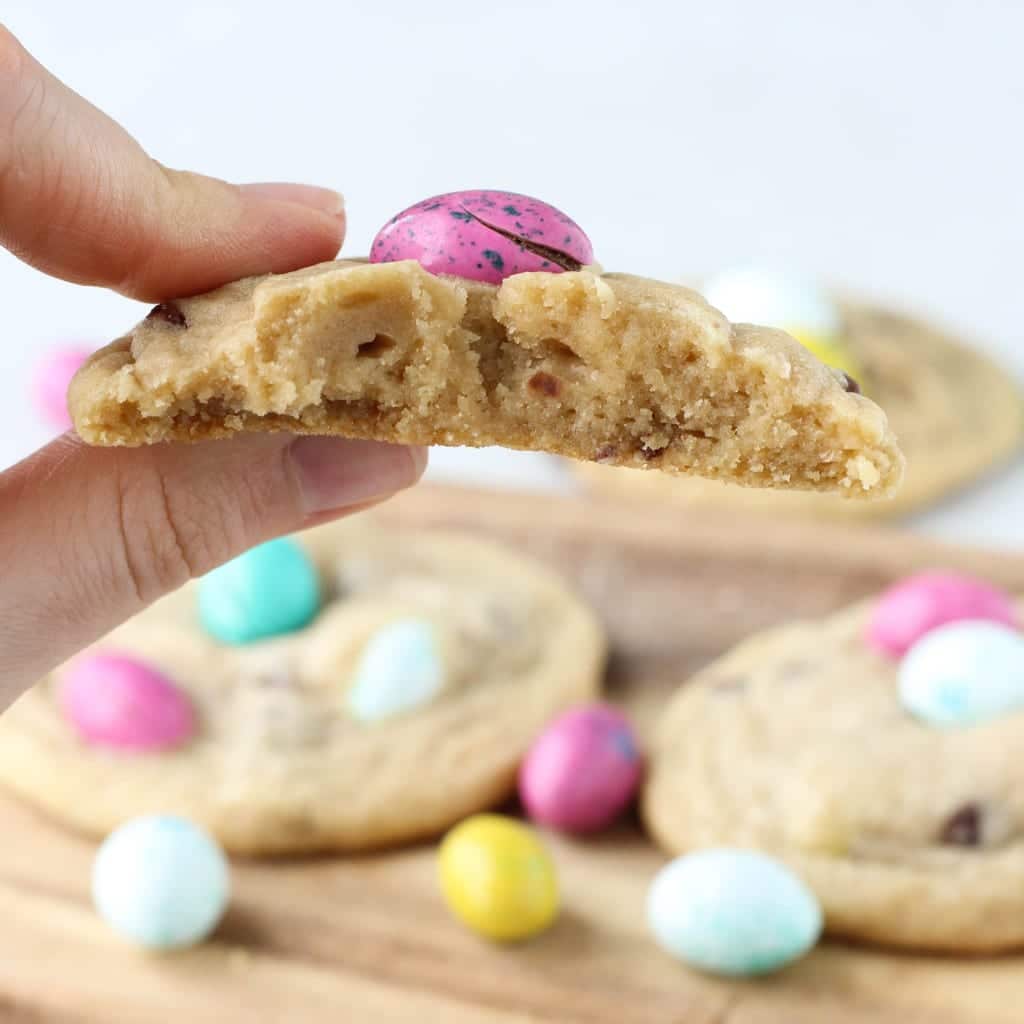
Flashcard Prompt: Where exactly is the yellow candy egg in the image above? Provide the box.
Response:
[788,328,864,385]
[438,814,559,941]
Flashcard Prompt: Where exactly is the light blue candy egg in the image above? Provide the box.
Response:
[702,268,839,335]
[92,816,230,950]
[198,537,320,645]
[348,619,443,722]
[900,620,1024,727]
[647,849,822,976]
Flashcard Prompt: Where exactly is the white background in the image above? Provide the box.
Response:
[2,0,1022,547]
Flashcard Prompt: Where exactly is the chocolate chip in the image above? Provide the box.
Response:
[639,444,665,461]
[146,302,187,327]
[839,371,861,394]
[528,371,561,397]
[940,803,981,846]
[594,443,618,462]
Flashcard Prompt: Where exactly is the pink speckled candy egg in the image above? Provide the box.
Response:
[519,704,642,833]
[370,189,594,285]
[866,571,1018,659]
[60,652,196,751]
[32,346,92,430]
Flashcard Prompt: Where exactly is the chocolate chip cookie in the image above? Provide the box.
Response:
[643,597,1024,951]
[69,259,903,499]
[0,517,605,855]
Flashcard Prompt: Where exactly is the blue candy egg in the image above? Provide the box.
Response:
[702,268,839,336]
[198,537,320,645]
[347,619,443,722]
[92,816,230,950]
[647,849,822,976]
[899,620,1024,727]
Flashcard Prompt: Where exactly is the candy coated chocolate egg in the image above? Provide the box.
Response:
[370,190,594,284]
[702,268,840,336]
[198,538,320,645]
[899,621,1024,727]
[347,618,443,722]
[647,850,822,976]
[32,346,91,430]
[867,572,1016,658]
[92,816,229,950]
[438,814,559,941]
[60,652,195,751]
[518,703,641,832]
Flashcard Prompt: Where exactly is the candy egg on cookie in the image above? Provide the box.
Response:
[346,617,444,722]
[92,816,229,950]
[519,703,641,833]
[867,571,1017,658]
[60,652,195,751]
[647,849,822,976]
[899,620,1024,727]
[438,814,559,941]
[371,189,593,284]
[198,537,321,645]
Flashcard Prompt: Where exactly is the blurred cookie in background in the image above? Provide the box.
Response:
[573,269,1023,519]
[0,518,605,855]
[642,572,1024,952]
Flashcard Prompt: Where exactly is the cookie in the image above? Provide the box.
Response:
[0,518,605,855]
[575,297,1021,518]
[642,596,1024,952]
[68,259,902,499]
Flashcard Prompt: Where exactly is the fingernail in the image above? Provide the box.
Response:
[238,182,345,219]
[288,437,427,514]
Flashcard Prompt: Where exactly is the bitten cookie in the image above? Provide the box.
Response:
[0,518,605,855]
[68,192,902,500]
[643,573,1024,952]
[576,273,1019,518]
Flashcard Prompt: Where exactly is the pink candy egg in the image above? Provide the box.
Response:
[866,571,1018,659]
[32,346,92,430]
[370,189,594,285]
[519,704,642,833]
[60,652,196,751]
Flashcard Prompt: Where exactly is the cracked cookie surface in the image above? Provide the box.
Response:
[643,598,1024,952]
[69,259,902,498]
[0,517,604,855]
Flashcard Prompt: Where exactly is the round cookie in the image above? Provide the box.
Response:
[0,519,604,855]
[575,298,1023,519]
[642,597,1024,952]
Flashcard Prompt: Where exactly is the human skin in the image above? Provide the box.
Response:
[0,25,427,707]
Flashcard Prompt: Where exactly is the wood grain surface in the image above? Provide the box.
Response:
[2,483,1023,1023]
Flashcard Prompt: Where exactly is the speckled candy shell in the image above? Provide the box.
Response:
[370,189,594,284]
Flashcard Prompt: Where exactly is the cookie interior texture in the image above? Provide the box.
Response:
[576,300,1022,518]
[0,518,604,855]
[69,259,903,498]
[643,599,1024,952]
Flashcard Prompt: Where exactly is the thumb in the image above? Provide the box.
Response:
[0,25,345,300]
[0,434,426,707]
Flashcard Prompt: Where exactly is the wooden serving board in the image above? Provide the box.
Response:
[2,484,1024,1023]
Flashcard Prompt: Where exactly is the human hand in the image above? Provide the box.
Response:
[0,26,426,708]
